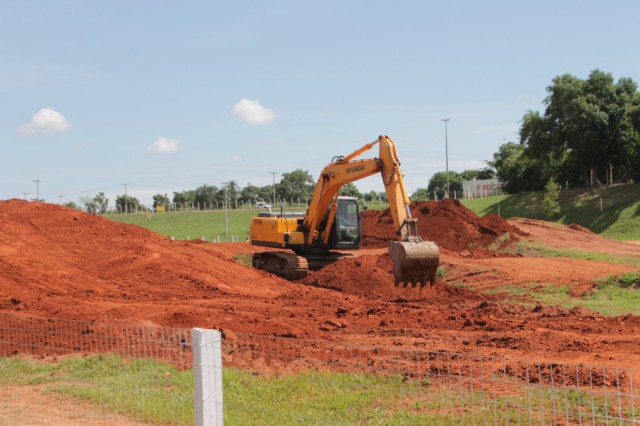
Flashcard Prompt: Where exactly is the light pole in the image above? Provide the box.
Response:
[58,195,64,205]
[441,118,450,198]
[33,179,41,201]
[269,172,278,205]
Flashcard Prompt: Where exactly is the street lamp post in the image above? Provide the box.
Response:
[441,118,450,198]
[33,179,41,201]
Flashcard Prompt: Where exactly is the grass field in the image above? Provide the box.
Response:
[0,355,626,425]
[460,183,640,240]
[484,271,640,316]
[106,183,640,242]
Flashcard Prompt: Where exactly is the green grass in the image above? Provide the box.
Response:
[0,354,194,424]
[105,184,640,242]
[107,201,389,242]
[461,183,640,240]
[485,272,640,316]
[109,210,257,241]
[503,240,640,268]
[2,355,630,425]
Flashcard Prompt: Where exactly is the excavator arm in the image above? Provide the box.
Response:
[303,135,440,286]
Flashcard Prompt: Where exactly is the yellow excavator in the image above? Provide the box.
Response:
[249,135,440,287]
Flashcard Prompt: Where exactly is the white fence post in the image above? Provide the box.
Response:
[192,328,223,426]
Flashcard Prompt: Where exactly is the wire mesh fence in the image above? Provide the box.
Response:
[223,333,640,425]
[1,313,638,425]
[0,313,194,425]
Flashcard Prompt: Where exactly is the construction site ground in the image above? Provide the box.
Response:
[1,198,640,374]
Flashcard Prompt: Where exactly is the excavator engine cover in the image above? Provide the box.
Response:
[388,240,440,287]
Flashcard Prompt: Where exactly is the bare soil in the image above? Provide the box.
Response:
[1,198,639,372]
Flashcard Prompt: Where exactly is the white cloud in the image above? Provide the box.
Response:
[231,98,275,125]
[147,137,182,154]
[19,108,71,134]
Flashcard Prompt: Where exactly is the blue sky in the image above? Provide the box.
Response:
[2,1,639,207]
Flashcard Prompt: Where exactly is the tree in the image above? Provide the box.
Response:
[410,188,430,201]
[460,168,496,181]
[63,201,80,210]
[427,171,463,199]
[194,185,219,209]
[239,184,262,204]
[488,142,547,194]
[81,192,109,214]
[115,195,143,213]
[521,70,640,187]
[338,182,361,198]
[152,193,170,208]
[172,190,195,205]
[543,178,561,219]
[256,185,276,204]
[278,169,314,202]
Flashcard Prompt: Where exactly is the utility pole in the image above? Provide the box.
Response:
[122,183,129,213]
[269,172,278,205]
[33,179,41,201]
[21,193,29,201]
[58,195,64,205]
[441,118,450,199]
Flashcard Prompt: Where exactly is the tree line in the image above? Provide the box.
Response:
[490,69,640,193]
[422,70,640,197]
[75,170,391,214]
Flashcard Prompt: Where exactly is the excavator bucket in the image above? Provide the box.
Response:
[388,240,440,287]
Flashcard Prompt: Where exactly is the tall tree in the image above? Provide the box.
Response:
[488,142,548,194]
[194,185,219,209]
[115,195,143,213]
[81,192,109,214]
[460,168,496,181]
[278,169,314,202]
[522,70,640,187]
[152,193,170,208]
[172,190,195,204]
[410,188,430,201]
[338,182,361,198]
[427,171,463,199]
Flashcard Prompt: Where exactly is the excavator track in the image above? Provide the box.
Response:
[252,252,309,280]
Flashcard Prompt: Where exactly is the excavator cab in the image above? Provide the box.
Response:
[330,197,361,249]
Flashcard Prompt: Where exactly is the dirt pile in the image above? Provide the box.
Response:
[301,253,484,303]
[361,199,524,254]
[0,199,287,322]
[2,198,640,371]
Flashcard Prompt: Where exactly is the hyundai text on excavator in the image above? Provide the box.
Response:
[249,135,440,287]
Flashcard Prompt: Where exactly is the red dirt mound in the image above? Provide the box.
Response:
[361,199,524,254]
[300,253,485,303]
[2,199,640,373]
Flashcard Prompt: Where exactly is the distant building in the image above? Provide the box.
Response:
[462,179,504,198]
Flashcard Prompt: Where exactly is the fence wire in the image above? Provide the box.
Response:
[223,333,640,425]
[1,313,638,425]
[0,313,194,425]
